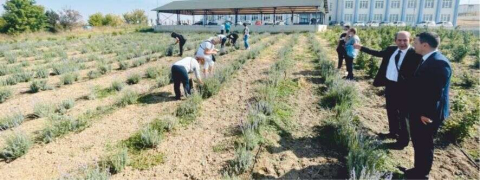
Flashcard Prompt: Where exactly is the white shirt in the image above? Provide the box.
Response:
[217,34,226,39]
[173,57,202,80]
[386,47,410,82]
[196,41,214,60]
[422,50,438,61]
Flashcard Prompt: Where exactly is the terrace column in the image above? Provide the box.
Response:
[273,7,277,25]
[353,0,359,22]
[156,11,160,25]
[417,0,425,23]
[369,0,374,21]
[291,11,294,25]
[235,9,238,26]
[340,0,344,22]
[385,0,391,22]
[203,10,207,26]
[435,0,442,22]
[401,0,407,21]
[336,0,341,22]
[453,0,460,26]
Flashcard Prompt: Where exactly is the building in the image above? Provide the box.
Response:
[328,0,461,25]
[458,4,480,17]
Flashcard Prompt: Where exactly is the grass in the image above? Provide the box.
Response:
[0,87,12,103]
[128,151,164,170]
[116,89,139,107]
[0,131,32,161]
[0,113,25,130]
[126,73,141,85]
[60,73,79,85]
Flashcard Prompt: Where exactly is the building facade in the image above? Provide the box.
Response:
[328,0,461,25]
[209,13,325,25]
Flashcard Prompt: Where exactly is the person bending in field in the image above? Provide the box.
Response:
[195,37,219,78]
[171,56,204,100]
[217,34,228,52]
[171,32,187,56]
[227,32,239,47]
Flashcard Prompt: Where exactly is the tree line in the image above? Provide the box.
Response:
[0,0,148,35]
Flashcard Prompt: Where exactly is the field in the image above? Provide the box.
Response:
[0,27,477,179]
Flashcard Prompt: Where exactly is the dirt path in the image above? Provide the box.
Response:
[0,36,274,180]
[316,34,479,180]
[110,35,291,179]
[249,34,343,179]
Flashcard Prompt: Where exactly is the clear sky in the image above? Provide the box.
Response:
[0,0,479,21]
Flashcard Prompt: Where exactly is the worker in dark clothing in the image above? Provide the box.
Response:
[336,25,350,69]
[227,32,239,47]
[171,32,187,56]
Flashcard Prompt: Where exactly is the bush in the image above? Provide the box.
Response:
[0,132,32,161]
[5,53,17,64]
[451,44,469,63]
[12,71,34,83]
[199,76,221,99]
[0,65,7,76]
[132,58,146,67]
[33,103,55,118]
[39,114,89,143]
[87,70,101,79]
[110,81,125,92]
[97,63,112,75]
[35,68,49,78]
[366,57,380,78]
[0,113,25,130]
[30,80,50,93]
[229,147,253,174]
[156,68,171,87]
[442,106,479,143]
[459,72,478,88]
[100,147,128,174]
[138,126,162,148]
[126,73,141,85]
[145,66,162,79]
[0,88,13,103]
[60,73,79,85]
[56,99,75,114]
[52,61,78,75]
[116,89,138,106]
[118,61,129,70]
[176,93,202,121]
[82,165,110,180]
[321,80,359,110]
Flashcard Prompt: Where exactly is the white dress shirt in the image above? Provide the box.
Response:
[173,57,202,80]
[386,46,410,82]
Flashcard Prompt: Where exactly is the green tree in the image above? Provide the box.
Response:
[45,9,60,32]
[0,17,6,33]
[2,0,47,34]
[123,9,147,24]
[103,14,123,27]
[88,13,104,26]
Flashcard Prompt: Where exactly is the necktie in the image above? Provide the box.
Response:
[395,50,402,71]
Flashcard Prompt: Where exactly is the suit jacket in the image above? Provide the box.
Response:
[360,46,422,87]
[408,51,452,122]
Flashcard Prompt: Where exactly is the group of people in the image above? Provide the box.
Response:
[169,23,251,100]
[337,26,452,179]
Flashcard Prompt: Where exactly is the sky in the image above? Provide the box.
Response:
[0,0,479,22]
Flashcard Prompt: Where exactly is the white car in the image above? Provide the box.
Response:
[263,21,274,25]
[275,21,285,25]
[353,22,366,27]
[380,21,394,26]
[366,21,380,27]
[417,21,436,28]
[436,21,453,27]
[394,21,406,27]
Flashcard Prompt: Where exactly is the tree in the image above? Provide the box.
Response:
[123,9,147,24]
[45,9,60,32]
[59,7,82,31]
[2,0,47,34]
[103,14,123,27]
[88,13,104,26]
[0,17,6,33]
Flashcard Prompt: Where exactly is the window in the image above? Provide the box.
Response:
[252,15,259,21]
[375,1,384,8]
[423,14,433,21]
[276,15,283,21]
[359,14,368,22]
[264,15,271,21]
[344,14,353,22]
[360,1,369,9]
[330,3,333,12]
[408,0,416,8]
[406,14,415,22]
[425,0,434,8]
[390,14,399,22]
[442,0,452,8]
[374,14,383,21]
[345,1,354,9]
[441,14,451,21]
[391,0,401,8]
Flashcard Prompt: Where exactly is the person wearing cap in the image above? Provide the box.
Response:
[195,37,219,77]
[171,56,205,100]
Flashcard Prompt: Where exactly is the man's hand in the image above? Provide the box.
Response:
[421,116,433,125]
[353,43,362,50]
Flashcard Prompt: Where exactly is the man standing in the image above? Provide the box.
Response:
[336,26,350,69]
[354,31,422,149]
[405,32,452,179]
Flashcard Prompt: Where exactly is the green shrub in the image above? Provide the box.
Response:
[145,66,162,79]
[176,93,202,122]
[110,81,125,91]
[126,73,141,85]
[87,70,101,79]
[199,76,221,98]
[0,132,31,161]
[132,58,146,67]
[118,61,129,70]
[473,55,480,69]
[60,73,79,85]
[0,113,25,130]
[52,61,78,75]
[97,63,112,75]
[0,87,12,103]
[12,71,34,83]
[39,114,89,143]
[442,106,479,143]
[99,147,128,174]
[56,99,75,114]
[5,53,17,64]
[30,80,50,93]
[156,68,171,87]
[35,68,49,78]
[229,147,253,174]
[139,126,162,148]
[451,44,469,63]
[116,89,138,106]
[5,76,18,85]
[321,80,359,110]
[0,65,7,76]
[33,103,55,118]
[459,72,478,88]
[366,57,380,78]
[82,165,110,180]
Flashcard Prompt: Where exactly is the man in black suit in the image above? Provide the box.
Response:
[353,31,422,149]
[336,25,350,69]
[404,32,452,179]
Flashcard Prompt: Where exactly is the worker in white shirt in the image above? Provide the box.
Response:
[171,56,205,100]
[196,37,220,77]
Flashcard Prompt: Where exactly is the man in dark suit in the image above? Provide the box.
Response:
[336,25,350,69]
[353,31,422,149]
[404,32,452,179]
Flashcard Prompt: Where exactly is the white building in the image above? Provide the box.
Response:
[328,0,461,25]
